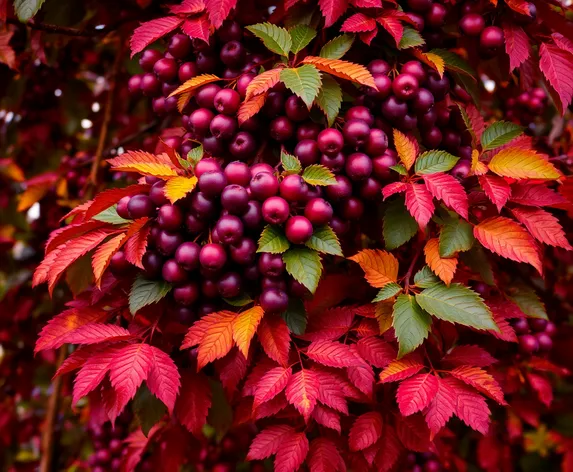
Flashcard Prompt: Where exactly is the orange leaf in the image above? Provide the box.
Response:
[169,73,221,97]
[511,206,572,250]
[197,310,235,370]
[181,310,235,349]
[232,305,265,358]
[488,147,560,180]
[285,369,319,421]
[245,68,282,101]
[301,56,377,89]
[238,93,267,125]
[107,150,179,178]
[424,238,458,285]
[413,50,445,78]
[471,149,488,176]
[379,356,424,383]
[473,216,542,274]
[348,249,399,288]
[393,129,417,171]
[92,233,128,286]
[18,182,52,211]
[258,315,290,366]
[164,176,198,203]
[450,365,506,405]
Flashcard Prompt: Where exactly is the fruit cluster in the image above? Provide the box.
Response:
[513,317,557,355]
[87,419,131,471]
[505,88,548,128]
[404,452,444,472]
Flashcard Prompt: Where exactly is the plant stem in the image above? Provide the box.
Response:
[7,17,133,37]
[404,244,422,293]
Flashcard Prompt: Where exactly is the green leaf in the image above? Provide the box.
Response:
[415,151,459,175]
[133,385,166,436]
[413,266,440,288]
[508,284,548,320]
[392,294,432,358]
[415,283,498,331]
[246,22,292,57]
[289,25,316,54]
[460,245,495,286]
[65,254,94,296]
[257,225,290,254]
[429,49,476,78]
[480,121,524,151]
[315,74,342,127]
[383,198,418,250]
[223,293,254,307]
[390,165,408,175]
[207,380,233,440]
[456,103,477,145]
[301,164,336,186]
[453,72,480,106]
[282,298,307,335]
[398,27,425,49]
[92,205,130,225]
[373,282,402,302]
[129,276,172,315]
[283,247,322,294]
[14,0,46,21]
[280,65,322,109]
[281,150,302,175]
[305,225,342,256]
[187,145,203,169]
[319,34,354,59]
[439,217,474,257]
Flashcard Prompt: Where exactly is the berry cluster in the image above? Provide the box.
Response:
[194,429,262,472]
[59,152,92,200]
[87,420,130,471]
[505,88,548,128]
[404,451,444,472]
[513,317,556,355]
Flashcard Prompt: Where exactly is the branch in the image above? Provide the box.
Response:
[6,17,133,37]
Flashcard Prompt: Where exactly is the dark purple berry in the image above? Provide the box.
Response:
[157,204,183,231]
[285,216,313,244]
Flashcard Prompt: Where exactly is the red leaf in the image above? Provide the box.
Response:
[396,414,431,452]
[55,345,102,377]
[247,425,295,460]
[84,184,151,220]
[347,347,375,398]
[196,311,235,369]
[318,0,348,26]
[423,173,469,219]
[285,369,319,421]
[181,310,231,349]
[379,355,425,383]
[204,0,236,28]
[441,345,497,368]
[405,183,435,229]
[302,306,354,342]
[175,370,212,436]
[35,307,109,352]
[45,220,106,255]
[312,367,349,414]
[503,22,530,72]
[130,16,183,57]
[311,405,341,432]
[237,93,267,125]
[254,393,289,419]
[552,32,573,55]
[215,347,248,395]
[396,373,439,416]
[450,365,506,405]
[382,182,408,200]
[254,366,292,407]
[306,340,360,368]
[359,29,378,46]
[442,377,491,434]
[539,42,573,114]
[124,224,152,269]
[92,233,128,285]
[351,0,382,7]
[479,175,512,212]
[169,0,205,14]
[424,377,457,436]
[147,346,181,412]
[349,411,384,451]
[526,372,553,407]
[308,438,345,472]
[510,182,567,207]
[377,12,404,45]
[181,15,210,43]
[275,431,309,472]
[356,337,396,368]
[341,13,377,33]
[511,206,572,249]
[62,323,132,345]
[258,315,291,367]
[505,0,531,15]
[374,424,403,472]
[0,31,16,70]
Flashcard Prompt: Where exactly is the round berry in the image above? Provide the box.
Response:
[480,26,504,49]
[285,216,313,244]
[175,242,201,271]
[285,95,310,122]
[214,88,241,115]
[199,243,227,270]
[339,197,364,220]
[174,282,200,305]
[157,230,184,256]
[519,334,539,354]
[218,272,242,298]
[140,73,161,96]
[343,119,370,148]
[237,73,255,98]
[214,215,244,245]
[110,251,131,276]
[169,34,192,59]
[196,84,221,109]
[178,62,198,82]
[224,161,251,186]
[364,129,388,156]
[359,178,382,200]
[321,152,345,173]
[345,106,374,126]
[162,259,188,284]
[270,116,295,142]
[196,51,217,72]
[460,13,485,36]
[220,41,246,68]
[142,251,163,279]
[260,289,289,313]
[127,195,155,219]
[392,74,419,101]
[412,88,435,113]
[153,57,178,82]
[229,238,256,265]
[189,192,217,218]
[218,20,243,42]
[513,318,530,335]
[262,196,290,224]
[229,132,257,159]
[422,127,443,148]
[381,96,408,121]
[280,174,309,202]
[317,128,345,156]
[210,114,238,140]
[221,184,250,215]
[529,318,548,333]
[262,276,287,292]
[304,198,333,226]
[157,204,183,231]
[426,74,450,101]
[128,75,142,95]
[294,139,320,166]
[330,216,350,237]
[117,196,131,219]
[250,172,279,201]
[297,122,321,141]
[139,49,163,72]
[426,3,447,27]
[242,200,263,230]
[345,153,373,181]
[451,160,471,180]
[325,175,353,201]
[188,108,215,136]
[367,74,393,100]
[372,151,398,180]
[401,61,427,84]
[536,333,553,352]
[368,59,391,75]
[258,253,286,277]
[199,171,228,198]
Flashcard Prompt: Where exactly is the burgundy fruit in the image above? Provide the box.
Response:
[285,216,313,244]
[280,174,309,202]
[127,195,155,219]
[262,196,290,224]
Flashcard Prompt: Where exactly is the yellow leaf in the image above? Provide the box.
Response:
[471,149,488,176]
[375,301,393,334]
[177,92,192,113]
[301,56,377,89]
[17,184,50,211]
[107,150,179,178]
[169,74,221,97]
[348,249,399,288]
[164,176,198,203]
[413,50,445,78]
[488,148,560,180]
[92,233,128,286]
[393,129,417,171]
[424,238,458,285]
[232,306,265,357]
[238,93,267,125]
[0,160,24,182]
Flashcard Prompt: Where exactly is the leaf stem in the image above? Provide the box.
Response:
[404,243,422,293]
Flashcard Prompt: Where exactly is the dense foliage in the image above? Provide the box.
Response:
[2,0,573,471]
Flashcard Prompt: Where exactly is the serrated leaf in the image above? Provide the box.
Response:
[393,294,432,358]
[507,283,547,320]
[129,276,172,315]
[405,183,435,230]
[283,248,322,294]
[164,176,198,203]
[169,74,221,98]
[488,148,560,180]
[424,238,458,285]
[302,56,376,88]
[258,225,290,254]
[107,150,179,178]
[383,198,418,250]
[282,298,307,335]
[302,164,337,186]
[416,283,498,331]
[429,49,476,78]
[539,42,573,115]
[318,0,348,27]
[247,22,292,57]
[398,27,425,49]
[280,65,322,109]
[223,293,254,307]
[319,34,354,59]
[439,217,474,257]
[390,165,408,175]
[413,266,440,288]
[238,93,266,125]
[460,246,495,286]
[134,385,167,436]
[479,175,511,212]
[315,74,342,127]
[289,25,316,53]
[281,150,302,175]
[348,249,399,288]
[245,68,283,101]
[415,151,459,175]
[480,121,524,151]
[393,129,417,171]
[423,173,469,220]
[511,207,572,250]
[442,377,490,434]
[92,205,130,225]
[129,16,183,56]
[14,0,46,21]
[397,373,439,416]
[503,22,530,72]
[349,412,383,451]
[373,283,402,302]
[232,306,265,358]
[187,145,203,168]
[285,369,319,420]
[305,225,342,256]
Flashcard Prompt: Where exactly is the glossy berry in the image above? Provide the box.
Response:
[519,334,539,354]
[372,151,398,180]
[162,259,188,284]
[127,195,155,219]
[214,215,244,245]
[229,238,256,265]
[196,84,221,109]
[142,251,163,279]
[139,49,163,72]
[174,282,200,306]
[210,114,237,140]
[237,73,255,97]
[220,41,246,67]
[221,184,250,215]
[513,318,530,335]
[175,242,201,271]
[260,289,289,313]
[317,128,344,156]
[392,74,419,101]
[364,129,388,156]
[153,58,178,82]
[536,333,553,352]
[140,73,161,96]
[194,158,222,178]
[168,34,192,58]
[262,196,290,224]
[189,192,217,218]
[224,161,251,186]
[426,3,447,27]
[407,0,432,12]
[412,88,435,113]
[262,276,287,291]
[401,61,427,84]
[343,119,370,148]
[157,231,184,256]
[270,116,295,142]
[321,152,345,173]
[368,74,393,100]
[451,160,471,180]
[157,205,183,231]
[529,318,548,332]
[127,75,142,95]
[218,20,243,42]
[214,88,241,115]
[346,153,373,181]
[229,132,257,159]
[258,253,286,277]
[325,175,353,201]
[109,251,131,276]
[250,163,275,177]
[480,26,504,49]
[199,171,228,198]
[359,178,382,200]
[368,59,391,75]
[188,108,215,136]
[250,172,279,200]
[294,139,320,166]
[178,62,199,82]
[241,201,263,229]
[280,174,309,202]
[117,196,131,219]
[422,127,443,148]
[285,216,313,244]
[381,96,408,121]
[330,216,350,236]
[460,13,485,36]
[345,106,374,126]
[218,272,242,298]
[285,95,310,122]
[339,197,364,220]
[199,243,227,270]
[297,122,321,141]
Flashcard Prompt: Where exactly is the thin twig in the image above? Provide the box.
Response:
[39,346,66,472]
[403,244,423,293]
[89,37,125,185]
[102,119,160,156]
[6,17,132,37]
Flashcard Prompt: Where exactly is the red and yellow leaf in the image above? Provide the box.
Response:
[245,68,282,101]
[164,176,198,203]
[285,369,319,421]
[204,0,235,28]
[196,311,235,369]
[91,233,128,285]
[511,206,572,250]
[450,365,506,405]
[348,249,399,288]
[169,74,221,97]
[258,315,291,366]
[232,305,265,357]
[424,238,458,285]
[393,129,417,171]
[479,175,512,212]
[423,172,469,219]
[124,224,152,269]
[238,93,267,125]
[356,337,396,368]
[379,356,425,383]
[302,56,377,88]
[488,148,561,180]
[107,151,179,178]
